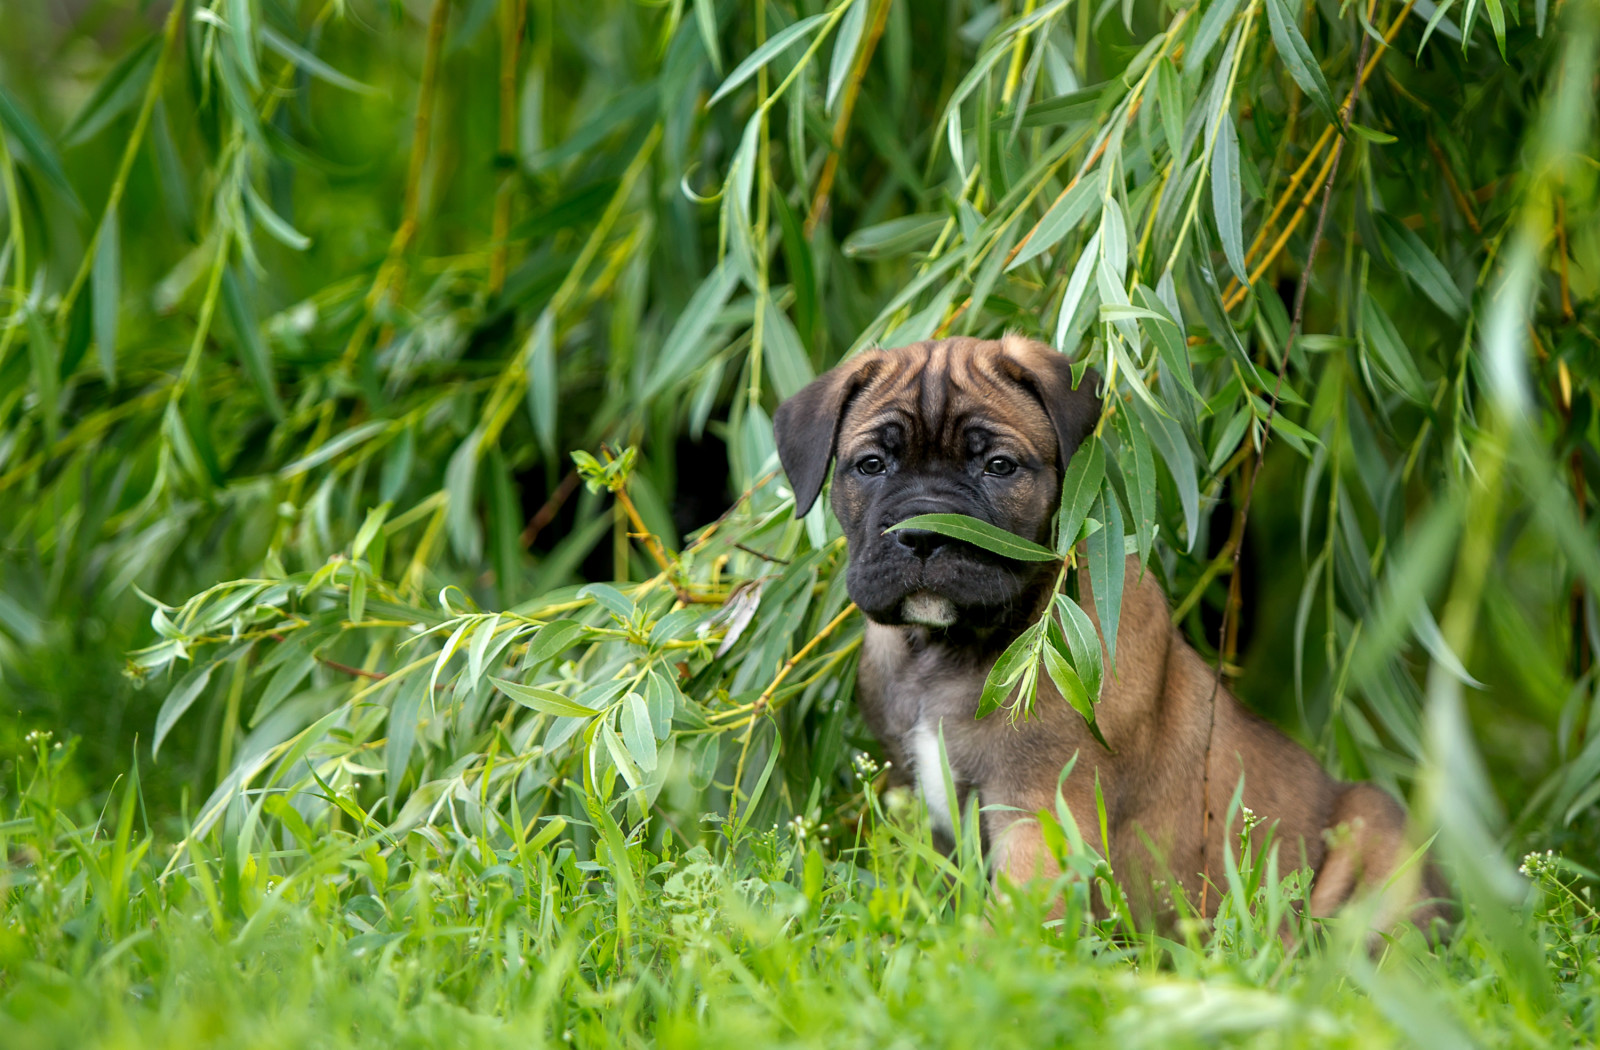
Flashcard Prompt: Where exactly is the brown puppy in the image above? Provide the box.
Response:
[774,334,1447,930]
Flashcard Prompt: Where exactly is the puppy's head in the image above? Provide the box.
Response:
[774,335,1100,629]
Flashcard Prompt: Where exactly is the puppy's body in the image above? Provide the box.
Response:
[775,335,1446,926]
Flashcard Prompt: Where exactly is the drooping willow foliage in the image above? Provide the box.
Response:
[0,0,1596,894]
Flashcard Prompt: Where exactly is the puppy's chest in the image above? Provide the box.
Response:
[879,651,997,836]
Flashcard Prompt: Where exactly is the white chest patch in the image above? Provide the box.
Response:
[910,720,955,838]
[902,592,957,627]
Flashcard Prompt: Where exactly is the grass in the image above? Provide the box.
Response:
[3,731,1597,1049]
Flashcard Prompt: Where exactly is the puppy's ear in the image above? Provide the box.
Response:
[773,355,878,517]
[999,334,1102,466]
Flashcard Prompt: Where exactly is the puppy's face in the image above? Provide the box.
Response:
[775,336,1099,629]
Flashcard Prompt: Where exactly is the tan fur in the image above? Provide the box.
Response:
[777,336,1450,935]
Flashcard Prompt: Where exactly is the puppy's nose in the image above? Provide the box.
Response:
[894,528,949,560]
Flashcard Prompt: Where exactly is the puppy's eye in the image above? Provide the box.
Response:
[857,456,886,476]
[984,457,1018,477]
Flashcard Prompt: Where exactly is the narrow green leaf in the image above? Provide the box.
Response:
[92,202,120,385]
[1131,396,1200,554]
[708,13,830,106]
[335,559,362,618]
[1087,492,1125,664]
[1008,171,1104,272]
[1265,0,1339,127]
[524,619,589,666]
[352,502,391,561]
[841,214,946,259]
[280,420,390,476]
[25,308,60,445]
[827,0,867,113]
[977,622,1040,719]
[491,676,601,718]
[1375,214,1469,321]
[220,266,285,420]
[1360,295,1430,403]
[1042,631,1090,718]
[886,513,1058,562]
[63,36,160,146]
[621,692,658,772]
[1157,56,1183,160]
[578,582,638,620]
[0,85,82,210]
[645,262,737,397]
[445,434,483,565]
[1114,409,1157,568]
[242,178,312,250]
[225,0,261,88]
[1210,113,1248,283]
[253,649,314,726]
[694,0,723,72]
[525,308,557,460]
[1056,435,1105,554]
[1054,593,1104,701]
[152,661,216,759]
[259,25,379,95]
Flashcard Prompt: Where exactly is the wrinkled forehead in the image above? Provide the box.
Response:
[837,341,1056,458]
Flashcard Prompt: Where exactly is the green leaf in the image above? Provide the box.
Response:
[1056,436,1105,554]
[1021,84,1105,128]
[694,0,723,72]
[225,0,261,88]
[1264,0,1339,127]
[152,661,216,760]
[579,582,638,621]
[1054,593,1104,702]
[352,503,391,561]
[645,262,737,397]
[253,649,314,726]
[242,178,312,251]
[621,692,658,772]
[708,12,830,106]
[1131,396,1200,554]
[524,619,590,666]
[1210,113,1248,284]
[220,267,285,421]
[259,26,379,95]
[1350,122,1397,143]
[1007,171,1104,272]
[1113,409,1157,568]
[885,513,1058,562]
[92,203,120,385]
[1375,214,1469,322]
[64,36,161,146]
[1157,57,1184,160]
[0,84,82,211]
[445,434,483,565]
[25,307,60,446]
[1360,294,1430,404]
[280,420,391,476]
[491,676,601,718]
[977,621,1040,719]
[841,214,946,260]
[1086,492,1124,665]
[1042,630,1090,719]
[827,0,868,113]
[525,308,557,460]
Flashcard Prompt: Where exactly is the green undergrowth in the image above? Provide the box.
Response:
[4,733,1598,1049]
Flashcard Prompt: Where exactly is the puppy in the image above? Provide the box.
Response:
[774,334,1448,930]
